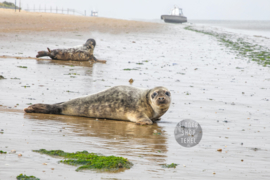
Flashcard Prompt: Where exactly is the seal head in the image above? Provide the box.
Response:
[148,86,171,121]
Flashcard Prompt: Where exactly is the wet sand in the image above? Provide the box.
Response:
[1,9,270,179]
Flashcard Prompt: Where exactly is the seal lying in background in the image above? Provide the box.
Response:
[36,39,97,61]
[24,86,171,125]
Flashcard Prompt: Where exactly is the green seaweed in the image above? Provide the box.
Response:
[17,66,27,68]
[162,163,178,168]
[0,150,7,154]
[33,149,133,171]
[184,26,270,67]
[11,77,20,80]
[16,174,40,180]
[123,68,138,71]
[64,73,80,75]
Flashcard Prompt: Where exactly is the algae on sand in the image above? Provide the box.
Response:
[33,149,133,171]
[162,163,178,168]
[16,174,40,180]
[0,150,7,154]
[184,26,270,67]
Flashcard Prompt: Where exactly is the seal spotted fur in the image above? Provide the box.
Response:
[24,86,171,125]
[36,39,97,61]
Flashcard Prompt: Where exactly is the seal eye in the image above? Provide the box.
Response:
[165,92,170,96]
[151,92,157,99]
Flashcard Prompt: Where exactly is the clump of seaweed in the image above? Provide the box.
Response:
[0,150,7,154]
[16,174,40,180]
[162,163,178,168]
[184,26,270,67]
[33,149,133,171]
[17,66,28,68]
[123,68,139,71]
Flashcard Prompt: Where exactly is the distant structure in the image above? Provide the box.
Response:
[161,6,187,23]
[91,9,98,17]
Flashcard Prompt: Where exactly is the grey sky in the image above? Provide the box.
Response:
[16,0,270,20]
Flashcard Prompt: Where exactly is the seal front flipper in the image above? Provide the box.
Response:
[152,117,161,122]
[132,115,153,125]
[24,103,62,114]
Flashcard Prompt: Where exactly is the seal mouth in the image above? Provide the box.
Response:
[157,101,168,106]
[156,97,168,105]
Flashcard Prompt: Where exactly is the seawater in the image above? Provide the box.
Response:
[189,20,270,38]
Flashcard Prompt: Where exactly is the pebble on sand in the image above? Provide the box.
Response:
[217,149,222,152]
[129,78,134,84]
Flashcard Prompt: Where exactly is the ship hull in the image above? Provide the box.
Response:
[161,15,187,23]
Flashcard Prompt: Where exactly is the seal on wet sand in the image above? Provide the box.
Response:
[24,86,171,125]
[36,39,97,61]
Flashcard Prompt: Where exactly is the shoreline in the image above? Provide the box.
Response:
[188,19,270,38]
[184,25,270,67]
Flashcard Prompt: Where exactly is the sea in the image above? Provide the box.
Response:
[188,20,270,38]
[145,19,270,38]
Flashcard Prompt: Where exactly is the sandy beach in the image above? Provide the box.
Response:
[0,9,270,179]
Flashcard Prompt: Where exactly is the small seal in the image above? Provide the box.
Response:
[24,86,171,125]
[36,39,97,61]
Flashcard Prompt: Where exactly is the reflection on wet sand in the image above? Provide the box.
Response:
[36,59,94,68]
[24,113,168,161]
[35,59,97,78]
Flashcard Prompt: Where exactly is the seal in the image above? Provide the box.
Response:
[36,39,97,61]
[24,85,171,125]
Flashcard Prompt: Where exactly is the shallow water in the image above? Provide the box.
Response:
[0,24,270,179]
[189,20,270,37]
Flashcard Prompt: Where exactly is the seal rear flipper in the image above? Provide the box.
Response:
[24,103,62,114]
[36,48,52,58]
[36,51,50,58]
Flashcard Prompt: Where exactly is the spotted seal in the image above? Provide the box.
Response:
[36,39,97,61]
[24,85,171,125]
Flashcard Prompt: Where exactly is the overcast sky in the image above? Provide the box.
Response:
[16,0,270,20]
